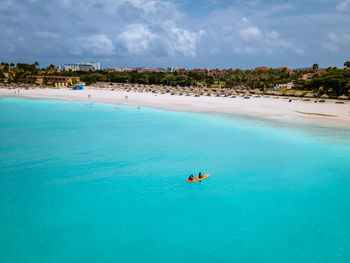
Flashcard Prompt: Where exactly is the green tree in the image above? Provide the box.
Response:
[312,63,319,71]
[344,61,350,68]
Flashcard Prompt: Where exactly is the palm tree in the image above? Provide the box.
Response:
[312,63,319,71]
[344,61,350,68]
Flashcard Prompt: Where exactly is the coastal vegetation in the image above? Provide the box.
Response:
[302,67,350,98]
[59,70,215,87]
[223,68,297,89]
[1,61,350,98]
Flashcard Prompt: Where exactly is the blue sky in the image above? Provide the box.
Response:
[0,0,349,69]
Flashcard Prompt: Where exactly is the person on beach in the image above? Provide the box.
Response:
[88,94,91,99]
[188,174,194,181]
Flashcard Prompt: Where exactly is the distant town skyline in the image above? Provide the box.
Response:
[1,0,349,69]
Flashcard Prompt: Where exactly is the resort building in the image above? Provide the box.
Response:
[63,62,100,71]
[108,67,135,72]
[83,62,100,70]
[274,82,295,90]
[63,64,81,71]
[55,65,63,72]
[27,75,80,87]
[302,73,314,81]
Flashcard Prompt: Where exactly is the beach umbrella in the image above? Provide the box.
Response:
[305,93,314,98]
[338,95,349,100]
[320,94,329,98]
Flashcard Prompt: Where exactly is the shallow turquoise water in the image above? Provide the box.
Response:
[1,97,350,262]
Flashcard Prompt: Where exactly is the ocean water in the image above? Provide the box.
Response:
[1,97,350,263]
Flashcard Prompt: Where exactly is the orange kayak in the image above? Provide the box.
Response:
[186,174,210,183]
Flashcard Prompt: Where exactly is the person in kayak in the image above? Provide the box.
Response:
[188,174,194,181]
[198,172,203,179]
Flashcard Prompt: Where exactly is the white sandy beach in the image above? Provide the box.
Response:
[1,87,350,128]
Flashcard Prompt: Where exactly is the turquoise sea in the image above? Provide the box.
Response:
[1,97,350,263]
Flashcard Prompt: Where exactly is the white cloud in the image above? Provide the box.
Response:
[228,17,303,55]
[323,32,350,51]
[69,34,115,56]
[117,21,205,57]
[237,17,263,42]
[167,25,205,57]
[118,24,156,55]
[337,0,350,12]
[84,34,115,55]
[238,26,263,42]
[265,30,279,39]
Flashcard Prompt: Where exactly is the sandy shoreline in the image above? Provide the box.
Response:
[1,87,350,129]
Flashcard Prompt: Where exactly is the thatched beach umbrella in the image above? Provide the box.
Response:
[305,93,314,98]
[338,95,349,100]
[320,94,329,99]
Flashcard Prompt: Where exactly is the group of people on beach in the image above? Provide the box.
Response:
[188,172,203,181]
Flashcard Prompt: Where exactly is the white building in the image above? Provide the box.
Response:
[82,62,100,70]
[110,67,134,72]
[63,62,101,71]
[274,82,295,90]
[55,65,63,72]
[63,64,80,71]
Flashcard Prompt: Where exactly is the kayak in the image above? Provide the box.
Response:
[186,174,210,183]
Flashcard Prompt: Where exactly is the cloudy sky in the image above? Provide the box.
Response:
[1,0,350,68]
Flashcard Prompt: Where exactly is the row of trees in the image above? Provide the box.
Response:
[69,70,214,86]
[0,62,215,86]
[0,62,57,83]
[1,61,350,95]
[302,67,350,96]
[49,70,214,86]
[223,68,298,88]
